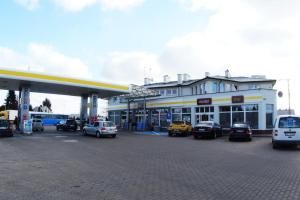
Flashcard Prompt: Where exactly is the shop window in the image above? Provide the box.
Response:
[245,104,258,111]
[219,106,231,112]
[232,105,244,112]
[200,107,205,113]
[172,108,181,113]
[172,114,181,122]
[182,114,191,123]
[182,108,191,113]
[246,112,258,129]
[232,112,244,124]
[266,104,274,129]
[220,113,231,128]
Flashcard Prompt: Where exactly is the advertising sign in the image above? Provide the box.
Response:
[232,96,244,104]
[197,98,212,105]
[23,119,32,134]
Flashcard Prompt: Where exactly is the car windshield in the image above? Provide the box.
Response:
[233,123,249,128]
[66,120,74,124]
[172,121,184,125]
[198,122,213,126]
[279,117,300,128]
[0,120,9,128]
[103,122,115,127]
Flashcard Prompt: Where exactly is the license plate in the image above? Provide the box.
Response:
[285,132,296,136]
[198,129,205,131]
[237,130,244,133]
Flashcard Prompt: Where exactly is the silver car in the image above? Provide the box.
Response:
[32,119,44,132]
[83,121,117,138]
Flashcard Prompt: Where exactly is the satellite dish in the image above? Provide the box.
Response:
[278,91,283,98]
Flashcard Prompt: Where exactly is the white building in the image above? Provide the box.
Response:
[108,71,277,132]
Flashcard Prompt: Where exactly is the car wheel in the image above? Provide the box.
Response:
[212,131,217,139]
[168,132,172,137]
[248,137,252,142]
[193,135,198,140]
[96,131,100,138]
[229,137,233,141]
[112,134,116,138]
[272,143,279,149]
[83,129,87,136]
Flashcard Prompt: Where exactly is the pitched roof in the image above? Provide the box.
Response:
[144,75,276,89]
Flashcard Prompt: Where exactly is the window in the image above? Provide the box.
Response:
[219,82,225,92]
[279,117,300,128]
[266,104,274,129]
[167,89,172,96]
[172,89,177,95]
[219,106,231,112]
[212,82,217,93]
[195,106,214,124]
[220,113,231,128]
[219,104,259,129]
[171,108,191,123]
[160,90,165,96]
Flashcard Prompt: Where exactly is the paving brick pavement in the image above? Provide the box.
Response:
[0,130,300,200]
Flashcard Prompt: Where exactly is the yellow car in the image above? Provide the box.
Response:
[168,121,192,137]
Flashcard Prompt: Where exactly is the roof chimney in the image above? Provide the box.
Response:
[163,75,170,83]
[177,74,183,84]
[205,72,210,77]
[225,69,231,78]
[183,74,190,81]
[144,77,153,85]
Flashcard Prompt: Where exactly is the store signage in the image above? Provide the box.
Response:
[197,98,212,105]
[232,96,244,103]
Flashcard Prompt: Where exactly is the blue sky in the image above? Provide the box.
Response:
[0,0,210,67]
[1,0,300,114]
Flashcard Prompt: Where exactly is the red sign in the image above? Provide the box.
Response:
[197,98,212,105]
[232,96,244,103]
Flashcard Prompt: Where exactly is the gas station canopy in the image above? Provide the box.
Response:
[0,69,129,97]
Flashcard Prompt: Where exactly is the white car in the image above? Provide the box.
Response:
[83,121,117,138]
[272,115,300,149]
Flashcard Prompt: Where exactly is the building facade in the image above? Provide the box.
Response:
[108,72,277,132]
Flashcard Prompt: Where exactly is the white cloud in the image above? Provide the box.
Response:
[27,43,90,78]
[52,0,97,12]
[168,0,300,113]
[14,0,40,10]
[100,52,162,85]
[99,0,144,11]
[0,43,91,114]
[17,0,145,12]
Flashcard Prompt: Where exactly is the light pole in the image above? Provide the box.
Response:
[278,79,291,115]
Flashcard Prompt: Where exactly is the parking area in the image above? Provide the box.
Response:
[1,129,300,200]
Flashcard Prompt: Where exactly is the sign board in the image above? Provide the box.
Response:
[197,98,212,105]
[23,119,32,134]
[232,96,244,104]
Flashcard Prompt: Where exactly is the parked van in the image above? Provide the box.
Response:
[272,115,300,149]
